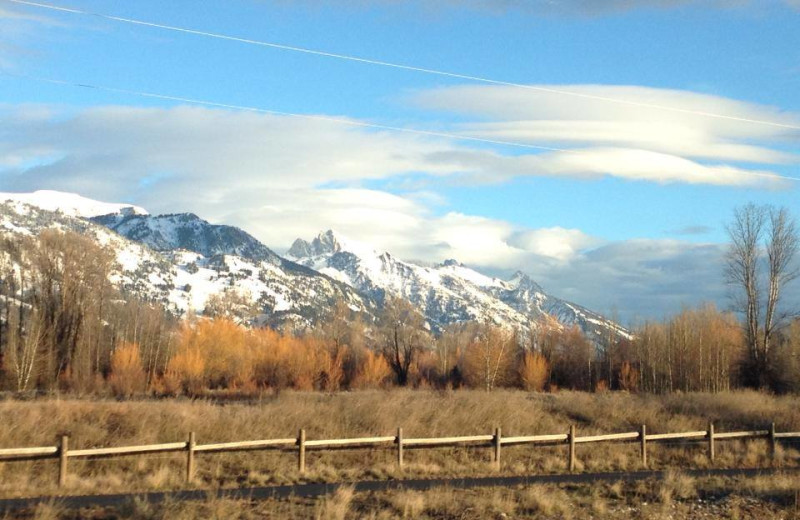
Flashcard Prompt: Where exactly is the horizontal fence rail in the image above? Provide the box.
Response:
[0,446,59,459]
[574,432,640,444]
[194,438,297,453]
[501,434,570,446]
[644,431,708,441]
[403,435,495,447]
[2,421,798,487]
[68,442,189,458]
[304,436,396,449]
[714,430,769,440]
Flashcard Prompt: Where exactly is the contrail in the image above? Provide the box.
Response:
[5,0,800,132]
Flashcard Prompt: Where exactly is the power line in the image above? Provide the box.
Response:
[1,70,798,185]
[6,0,800,132]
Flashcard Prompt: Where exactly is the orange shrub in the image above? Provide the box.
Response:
[108,341,146,397]
[351,349,391,389]
[619,361,640,392]
[166,323,207,394]
[519,351,549,392]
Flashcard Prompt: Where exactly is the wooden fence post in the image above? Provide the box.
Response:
[568,425,576,472]
[707,422,715,462]
[640,424,647,468]
[186,432,196,483]
[769,422,776,461]
[58,435,69,488]
[298,429,306,474]
[493,427,502,470]
[397,427,404,469]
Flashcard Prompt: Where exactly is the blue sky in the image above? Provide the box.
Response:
[1,0,799,323]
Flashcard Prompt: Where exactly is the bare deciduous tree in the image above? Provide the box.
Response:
[461,322,515,391]
[204,287,258,324]
[726,204,799,388]
[379,297,428,386]
[764,208,799,357]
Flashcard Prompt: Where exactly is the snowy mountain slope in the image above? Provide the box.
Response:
[287,230,629,340]
[0,190,626,340]
[0,201,375,328]
[92,212,283,265]
[0,190,147,218]
[0,199,175,304]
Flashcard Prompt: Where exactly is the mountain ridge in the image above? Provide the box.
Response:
[287,229,629,341]
[0,199,375,330]
[0,191,628,340]
[0,190,147,218]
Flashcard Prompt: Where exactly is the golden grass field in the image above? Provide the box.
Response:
[7,473,800,519]
[0,390,799,518]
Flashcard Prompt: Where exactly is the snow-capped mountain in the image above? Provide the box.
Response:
[0,190,147,218]
[0,190,627,340]
[92,212,283,265]
[0,199,373,328]
[287,230,629,341]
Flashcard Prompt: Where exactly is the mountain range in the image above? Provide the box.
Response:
[0,190,628,340]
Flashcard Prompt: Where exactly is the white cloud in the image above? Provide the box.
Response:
[414,84,800,161]
[0,6,51,22]
[518,239,731,323]
[1,99,796,321]
[529,147,787,186]
[0,5,62,68]
[509,227,600,261]
[410,84,799,188]
[425,147,791,187]
[2,85,794,198]
[0,105,463,197]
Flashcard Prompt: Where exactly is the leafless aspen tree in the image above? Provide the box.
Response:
[379,297,428,386]
[726,204,798,387]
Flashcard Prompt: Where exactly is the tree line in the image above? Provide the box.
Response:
[0,203,798,396]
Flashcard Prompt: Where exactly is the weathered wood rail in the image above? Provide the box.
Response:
[1,422,798,487]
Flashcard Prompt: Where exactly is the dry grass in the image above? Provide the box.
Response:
[4,474,800,519]
[0,389,798,499]
[658,469,697,507]
[316,486,355,520]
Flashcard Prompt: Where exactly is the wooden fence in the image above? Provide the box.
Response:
[1,422,798,488]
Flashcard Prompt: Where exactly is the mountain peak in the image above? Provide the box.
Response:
[287,238,313,258]
[92,211,281,264]
[0,190,148,218]
[313,229,342,255]
[509,270,544,292]
[511,270,527,281]
[288,230,379,260]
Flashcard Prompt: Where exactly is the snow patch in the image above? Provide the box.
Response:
[0,190,148,218]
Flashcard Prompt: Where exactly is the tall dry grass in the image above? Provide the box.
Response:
[0,390,797,498]
[7,474,797,520]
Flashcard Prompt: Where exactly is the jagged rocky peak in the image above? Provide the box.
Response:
[509,270,545,292]
[287,238,313,258]
[312,229,342,255]
[288,229,381,261]
[92,211,283,265]
[287,230,345,258]
[2,191,629,341]
[1,198,376,329]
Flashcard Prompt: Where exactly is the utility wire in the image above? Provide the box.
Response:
[1,70,798,185]
[5,0,800,132]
